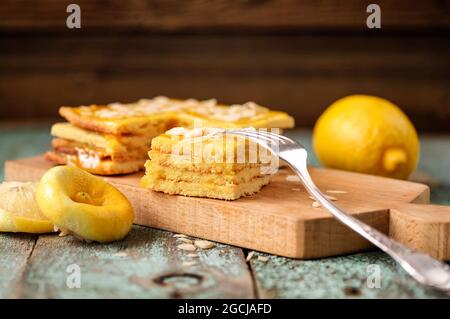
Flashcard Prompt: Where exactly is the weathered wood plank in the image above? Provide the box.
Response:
[1,35,449,131]
[2,35,448,75]
[250,132,450,299]
[2,126,450,299]
[0,233,36,298]
[249,251,449,298]
[14,226,254,298]
[0,0,448,32]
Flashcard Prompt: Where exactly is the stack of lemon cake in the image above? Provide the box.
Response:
[140,127,273,200]
[46,97,294,175]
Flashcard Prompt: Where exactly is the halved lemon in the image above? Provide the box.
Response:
[36,166,134,243]
[0,181,55,233]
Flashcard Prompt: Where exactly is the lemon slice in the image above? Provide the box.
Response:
[0,181,55,233]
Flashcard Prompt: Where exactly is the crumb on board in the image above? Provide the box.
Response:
[286,175,300,182]
[258,256,269,262]
[58,230,70,237]
[173,234,188,238]
[194,240,216,249]
[182,260,197,267]
[326,190,348,194]
[309,195,337,201]
[325,195,337,201]
[246,251,255,262]
[312,201,321,208]
[177,237,194,244]
[177,243,196,251]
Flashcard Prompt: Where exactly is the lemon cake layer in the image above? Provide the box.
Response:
[48,97,293,176]
[141,175,271,201]
[150,127,275,163]
[141,127,273,200]
[147,151,260,174]
[59,97,294,135]
[51,122,154,157]
[146,161,263,185]
[49,122,158,173]
[45,151,145,175]
[51,138,145,163]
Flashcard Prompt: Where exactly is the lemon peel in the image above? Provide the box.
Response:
[382,147,408,172]
[313,95,419,179]
[36,166,134,243]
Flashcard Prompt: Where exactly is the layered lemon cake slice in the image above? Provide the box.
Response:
[141,127,273,200]
[45,122,150,175]
[46,96,294,175]
[58,97,294,135]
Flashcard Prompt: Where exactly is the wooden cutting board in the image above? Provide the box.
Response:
[5,155,450,260]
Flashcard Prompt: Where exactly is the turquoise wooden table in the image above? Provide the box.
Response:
[1,122,449,299]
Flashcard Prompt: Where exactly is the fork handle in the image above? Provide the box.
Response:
[285,153,450,292]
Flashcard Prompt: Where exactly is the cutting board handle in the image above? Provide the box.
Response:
[389,203,450,260]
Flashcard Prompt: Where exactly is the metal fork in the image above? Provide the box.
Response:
[213,128,450,292]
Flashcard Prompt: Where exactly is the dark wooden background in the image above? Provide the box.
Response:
[0,0,449,131]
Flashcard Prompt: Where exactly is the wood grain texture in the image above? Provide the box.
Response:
[1,34,449,131]
[13,226,253,298]
[390,203,450,260]
[1,0,448,32]
[6,155,450,260]
[0,233,36,298]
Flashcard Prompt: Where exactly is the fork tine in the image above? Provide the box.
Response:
[220,130,276,151]
[182,128,291,153]
[240,133,276,147]
[181,129,261,144]
[226,129,278,144]
[252,130,284,143]
[178,133,223,146]
[253,130,294,144]
[178,128,288,162]
[233,129,290,145]
[248,130,290,144]
[222,129,266,141]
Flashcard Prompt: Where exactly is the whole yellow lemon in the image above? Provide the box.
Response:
[313,95,419,179]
